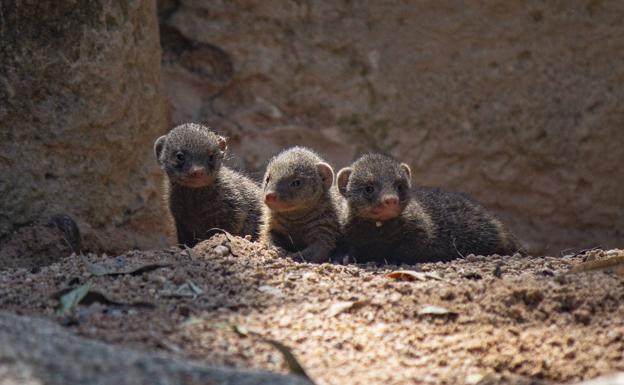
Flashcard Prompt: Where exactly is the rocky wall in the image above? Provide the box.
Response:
[159,0,624,254]
[0,0,169,252]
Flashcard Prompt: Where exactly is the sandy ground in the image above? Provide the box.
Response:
[1,234,623,385]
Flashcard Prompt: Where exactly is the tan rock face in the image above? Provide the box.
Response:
[159,1,624,254]
[0,1,169,252]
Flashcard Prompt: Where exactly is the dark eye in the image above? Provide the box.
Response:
[291,179,302,188]
[396,182,407,192]
[175,152,185,162]
[208,154,215,162]
[265,175,270,183]
[364,185,375,194]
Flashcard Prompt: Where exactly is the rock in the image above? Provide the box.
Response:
[571,373,624,385]
[214,245,230,257]
[0,214,81,270]
[158,1,624,255]
[0,312,312,385]
[0,0,169,254]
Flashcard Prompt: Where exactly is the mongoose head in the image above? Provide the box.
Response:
[262,147,334,213]
[337,154,412,221]
[154,123,227,188]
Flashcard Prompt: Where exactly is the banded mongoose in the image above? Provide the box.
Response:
[336,153,522,264]
[260,147,340,263]
[154,123,263,247]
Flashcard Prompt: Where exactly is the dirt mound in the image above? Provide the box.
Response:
[1,235,623,385]
[0,214,81,270]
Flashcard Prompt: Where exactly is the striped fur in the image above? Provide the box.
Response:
[155,124,262,247]
[337,153,523,264]
[259,147,340,263]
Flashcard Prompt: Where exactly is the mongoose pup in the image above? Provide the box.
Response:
[260,147,340,263]
[336,153,522,264]
[154,123,262,247]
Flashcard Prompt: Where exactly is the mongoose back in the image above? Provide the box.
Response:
[336,153,522,264]
[154,123,262,247]
[260,147,340,263]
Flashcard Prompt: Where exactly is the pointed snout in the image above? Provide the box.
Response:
[264,192,278,204]
[381,194,399,207]
[189,165,206,178]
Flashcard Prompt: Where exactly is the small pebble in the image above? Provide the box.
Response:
[214,245,230,257]
[389,292,402,303]
[302,272,318,282]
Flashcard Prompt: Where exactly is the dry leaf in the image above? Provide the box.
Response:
[327,301,355,317]
[263,338,313,381]
[327,300,370,317]
[385,270,427,282]
[258,285,283,297]
[385,270,443,282]
[569,255,624,276]
[231,324,250,337]
[56,282,92,315]
[425,271,444,281]
[418,305,458,319]
[54,284,154,312]
[220,323,315,383]
[159,280,204,298]
[87,262,171,277]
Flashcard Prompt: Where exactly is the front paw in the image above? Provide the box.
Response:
[292,249,328,264]
[269,245,289,257]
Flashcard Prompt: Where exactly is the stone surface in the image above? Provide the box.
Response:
[0,312,312,385]
[572,374,624,385]
[0,1,169,253]
[159,1,624,254]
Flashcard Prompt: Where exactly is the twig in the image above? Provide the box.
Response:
[452,237,465,259]
[560,245,603,258]
[205,227,235,242]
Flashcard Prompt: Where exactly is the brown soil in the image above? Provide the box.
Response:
[0,215,80,270]
[1,234,623,385]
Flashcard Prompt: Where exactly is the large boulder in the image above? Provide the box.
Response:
[0,312,311,385]
[0,1,169,253]
[159,1,624,254]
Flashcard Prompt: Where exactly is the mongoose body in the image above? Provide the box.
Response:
[336,153,521,264]
[260,147,340,263]
[154,123,262,247]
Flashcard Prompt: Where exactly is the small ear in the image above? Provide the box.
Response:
[400,163,412,180]
[154,135,167,163]
[316,162,334,190]
[336,167,352,196]
[217,135,227,152]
